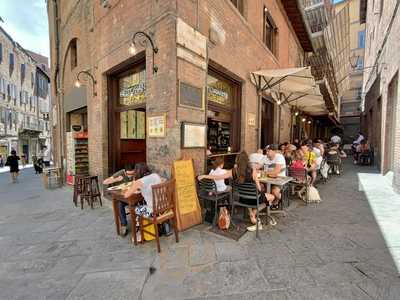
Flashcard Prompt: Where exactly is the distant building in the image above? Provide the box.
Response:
[335,0,365,144]
[362,0,400,192]
[0,26,51,162]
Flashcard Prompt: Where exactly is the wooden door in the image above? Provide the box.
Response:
[117,108,146,170]
[261,99,274,148]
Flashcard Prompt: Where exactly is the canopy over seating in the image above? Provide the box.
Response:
[250,67,328,116]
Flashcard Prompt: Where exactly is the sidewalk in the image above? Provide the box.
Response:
[0,161,399,299]
[0,164,33,174]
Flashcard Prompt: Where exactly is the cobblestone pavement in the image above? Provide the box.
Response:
[0,161,399,300]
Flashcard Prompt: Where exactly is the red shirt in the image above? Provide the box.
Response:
[291,160,305,169]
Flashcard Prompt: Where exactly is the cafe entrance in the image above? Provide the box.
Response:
[108,60,146,172]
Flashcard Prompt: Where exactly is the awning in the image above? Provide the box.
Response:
[251,67,327,115]
[251,67,316,94]
[64,87,87,113]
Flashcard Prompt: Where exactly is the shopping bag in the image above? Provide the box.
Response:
[307,186,321,203]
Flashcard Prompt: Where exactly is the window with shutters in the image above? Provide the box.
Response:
[263,8,278,56]
[9,53,14,75]
[21,64,26,84]
[31,72,34,88]
[0,43,3,64]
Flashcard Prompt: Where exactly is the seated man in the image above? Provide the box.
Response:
[103,163,135,236]
[300,142,318,185]
[264,144,287,204]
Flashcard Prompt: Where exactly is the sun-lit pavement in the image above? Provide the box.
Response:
[0,161,399,300]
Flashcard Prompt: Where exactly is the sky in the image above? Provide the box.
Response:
[0,0,50,58]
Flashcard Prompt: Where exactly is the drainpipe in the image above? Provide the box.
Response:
[52,0,64,182]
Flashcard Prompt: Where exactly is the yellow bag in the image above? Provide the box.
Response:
[143,219,156,241]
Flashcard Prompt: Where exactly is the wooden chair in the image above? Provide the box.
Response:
[197,179,231,226]
[288,167,310,204]
[139,179,179,253]
[82,176,102,209]
[73,175,85,208]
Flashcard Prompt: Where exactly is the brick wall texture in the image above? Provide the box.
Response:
[363,0,400,192]
[48,0,306,180]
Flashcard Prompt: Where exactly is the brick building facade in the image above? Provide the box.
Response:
[47,0,312,181]
[362,0,400,192]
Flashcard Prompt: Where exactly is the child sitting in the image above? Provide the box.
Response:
[290,150,308,200]
[209,157,230,192]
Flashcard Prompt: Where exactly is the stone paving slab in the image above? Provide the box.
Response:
[0,162,399,299]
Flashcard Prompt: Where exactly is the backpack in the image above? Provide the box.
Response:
[218,207,230,230]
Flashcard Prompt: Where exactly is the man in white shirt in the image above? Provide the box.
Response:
[353,132,364,145]
[265,144,286,177]
[264,144,287,206]
[41,146,51,167]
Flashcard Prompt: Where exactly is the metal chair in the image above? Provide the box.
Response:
[231,182,264,238]
[139,179,179,253]
[197,179,231,226]
[288,167,310,204]
[326,152,342,175]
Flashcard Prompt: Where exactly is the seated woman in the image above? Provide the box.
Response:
[103,163,136,237]
[300,142,318,185]
[123,163,163,242]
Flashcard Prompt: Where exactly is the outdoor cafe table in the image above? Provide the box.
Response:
[257,175,293,215]
[106,189,143,245]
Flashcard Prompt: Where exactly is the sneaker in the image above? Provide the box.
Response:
[336,170,340,175]
[269,217,277,226]
[247,221,263,232]
[120,226,128,237]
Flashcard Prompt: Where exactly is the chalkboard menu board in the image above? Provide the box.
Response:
[179,82,204,110]
[172,159,202,231]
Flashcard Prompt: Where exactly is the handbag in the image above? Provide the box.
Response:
[218,207,230,230]
[307,186,321,203]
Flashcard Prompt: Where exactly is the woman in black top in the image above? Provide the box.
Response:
[6,150,20,183]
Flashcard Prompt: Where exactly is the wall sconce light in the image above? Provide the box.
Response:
[130,31,158,73]
[295,111,299,116]
[307,120,312,124]
[75,70,97,96]
[301,118,306,122]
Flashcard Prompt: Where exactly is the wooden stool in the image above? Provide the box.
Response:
[73,175,85,208]
[82,176,102,209]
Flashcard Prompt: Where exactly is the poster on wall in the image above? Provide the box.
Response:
[148,114,166,138]
[181,122,206,148]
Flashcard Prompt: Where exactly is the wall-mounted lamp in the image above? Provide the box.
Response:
[130,31,158,73]
[307,120,312,124]
[301,118,306,122]
[75,70,97,96]
[294,111,299,116]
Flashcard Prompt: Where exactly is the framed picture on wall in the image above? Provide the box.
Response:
[181,122,207,148]
[147,114,166,138]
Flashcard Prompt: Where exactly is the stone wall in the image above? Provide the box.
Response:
[363,0,400,192]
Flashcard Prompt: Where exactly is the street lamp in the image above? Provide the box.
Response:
[75,70,97,96]
[130,31,158,73]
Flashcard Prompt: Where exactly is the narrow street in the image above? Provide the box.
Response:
[0,161,399,300]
